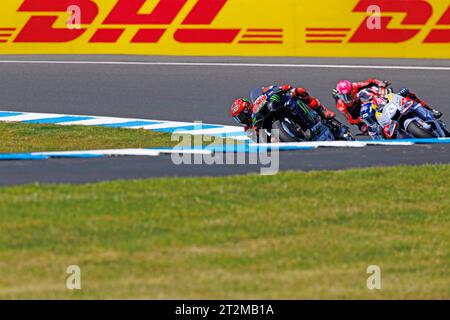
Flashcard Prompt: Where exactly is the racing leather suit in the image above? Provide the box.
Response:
[334,78,388,133]
[246,85,336,142]
[358,87,386,140]
[253,85,335,124]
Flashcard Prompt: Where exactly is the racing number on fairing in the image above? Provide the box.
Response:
[349,0,433,43]
[385,103,397,118]
[253,95,267,112]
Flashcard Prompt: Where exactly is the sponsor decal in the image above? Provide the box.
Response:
[0,0,448,58]
[3,0,283,44]
[305,0,450,44]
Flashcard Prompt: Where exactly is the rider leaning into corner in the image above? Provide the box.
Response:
[359,93,450,140]
[339,81,448,140]
[332,78,443,135]
[230,84,336,142]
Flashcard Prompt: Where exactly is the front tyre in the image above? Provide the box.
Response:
[340,129,356,141]
[406,121,436,138]
[272,120,305,142]
[325,118,355,141]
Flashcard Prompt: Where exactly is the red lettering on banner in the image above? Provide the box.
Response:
[15,0,98,42]
[182,0,227,24]
[90,29,125,43]
[436,6,450,25]
[103,0,187,24]
[174,29,240,43]
[131,29,166,43]
[103,0,188,44]
[424,6,450,43]
[349,0,432,43]
[176,0,240,43]
[11,0,271,45]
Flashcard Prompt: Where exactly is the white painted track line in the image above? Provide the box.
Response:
[175,127,245,135]
[0,113,64,122]
[0,60,449,71]
[59,117,138,126]
[140,122,195,130]
[256,141,369,148]
[34,149,212,157]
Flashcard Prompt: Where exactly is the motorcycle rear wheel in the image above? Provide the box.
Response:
[406,121,436,138]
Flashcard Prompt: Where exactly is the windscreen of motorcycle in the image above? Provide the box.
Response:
[250,87,265,103]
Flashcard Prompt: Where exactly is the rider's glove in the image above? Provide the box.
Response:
[380,80,390,88]
[291,87,308,99]
[280,84,291,92]
[332,89,339,100]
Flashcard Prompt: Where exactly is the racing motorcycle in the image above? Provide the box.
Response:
[366,93,450,139]
[250,88,354,143]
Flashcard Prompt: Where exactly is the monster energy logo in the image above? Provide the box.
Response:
[270,95,281,103]
[296,100,316,123]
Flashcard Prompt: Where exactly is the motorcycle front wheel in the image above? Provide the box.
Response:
[272,119,307,142]
[325,118,355,141]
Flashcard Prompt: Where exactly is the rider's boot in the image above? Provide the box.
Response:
[316,105,336,120]
[416,100,442,119]
[429,107,443,119]
[418,101,442,119]
[398,87,442,119]
[439,121,450,137]
[357,122,369,135]
[368,131,383,140]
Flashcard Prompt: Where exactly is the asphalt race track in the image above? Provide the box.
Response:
[1,55,450,185]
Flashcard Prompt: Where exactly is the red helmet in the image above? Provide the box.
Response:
[230,98,252,125]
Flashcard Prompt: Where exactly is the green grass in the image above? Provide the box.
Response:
[0,165,449,299]
[0,122,177,153]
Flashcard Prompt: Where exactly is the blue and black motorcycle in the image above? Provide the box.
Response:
[250,87,354,143]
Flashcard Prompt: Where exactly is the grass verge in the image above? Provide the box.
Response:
[0,164,449,299]
[0,122,177,153]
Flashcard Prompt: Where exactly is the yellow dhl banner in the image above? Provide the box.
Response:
[0,0,449,58]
